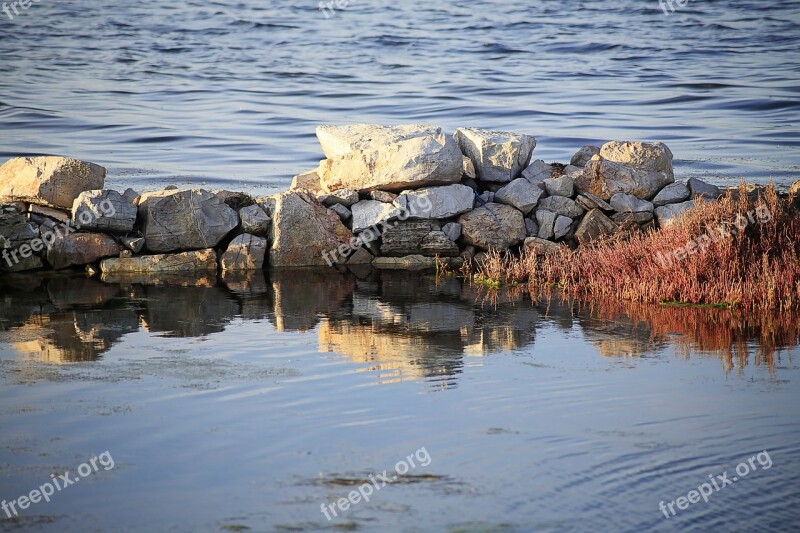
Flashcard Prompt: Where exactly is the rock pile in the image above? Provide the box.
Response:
[0,126,749,275]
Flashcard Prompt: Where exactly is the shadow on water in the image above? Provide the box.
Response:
[0,269,797,381]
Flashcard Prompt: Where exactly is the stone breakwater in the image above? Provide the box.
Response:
[0,124,760,276]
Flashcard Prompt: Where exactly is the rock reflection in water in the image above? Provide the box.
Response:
[0,271,796,380]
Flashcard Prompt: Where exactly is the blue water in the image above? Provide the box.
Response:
[1,0,799,194]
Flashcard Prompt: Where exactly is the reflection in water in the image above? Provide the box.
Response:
[0,271,797,381]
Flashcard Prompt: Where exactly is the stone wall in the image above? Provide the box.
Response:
[0,126,753,276]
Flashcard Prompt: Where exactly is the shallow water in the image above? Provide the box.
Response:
[1,0,799,193]
[0,270,799,531]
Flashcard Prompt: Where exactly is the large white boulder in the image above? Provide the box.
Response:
[454,128,536,183]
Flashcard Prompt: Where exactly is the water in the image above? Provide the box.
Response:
[1,0,799,194]
[1,270,799,531]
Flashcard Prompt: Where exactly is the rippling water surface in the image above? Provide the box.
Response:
[1,271,799,531]
[1,0,799,193]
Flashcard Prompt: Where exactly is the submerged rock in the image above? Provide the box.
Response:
[100,249,218,274]
[455,128,536,183]
[0,156,106,209]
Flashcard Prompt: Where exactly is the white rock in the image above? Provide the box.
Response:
[319,189,359,207]
[351,200,402,232]
[522,159,552,183]
[455,128,536,183]
[494,178,544,215]
[600,141,674,178]
[394,183,474,220]
[655,200,697,227]
[652,182,691,206]
[544,175,574,198]
[0,156,105,209]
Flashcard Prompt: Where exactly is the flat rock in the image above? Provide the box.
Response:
[544,175,574,197]
[457,203,526,251]
[609,193,655,213]
[319,189,360,207]
[380,220,440,257]
[290,170,323,193]
[455,128,536,183]
[30,205,71,224]
[652,182,691,206]
[576,192,613,211]
[0,156,106,209]
[537,196,584,218]
[139,189,239,252]
[220,234,268,271]
[574,209,618,245]
[570,146,601,167]
[688,177,721,199]
[100,249,218,274]
[1,253,43,272]
[351,200,402,232]
[47,232,121,270]
[72,190,137,233]
[494,178,544,215]
[316,124,462,192]
[239,204,272,236]
[394,183,474,220]
[536,209,557,240]
[612,211,654,224]
[372,255,463,271]
[521,159,552,183]
[420,231,460,257]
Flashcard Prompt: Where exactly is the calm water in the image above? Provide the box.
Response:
[0,270,799,531]
[1,0,799,193]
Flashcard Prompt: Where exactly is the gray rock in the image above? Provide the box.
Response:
[612,211,654,224]
[420,231,460,257]
[655,200,697,227]
[536,209,557,240]
[523,237,561,255]
[0,210,39,250]
[1,253,43,272]
[494,178,544,215]
[574,157,674,201]
[455,128,536,183]
[351,200,402,232]
[371,255,463,271]
[30,204,70,224]
[269,191,353,267]
[319,188,360,207]
[138,189,239,252]
[442,222,462,242]
[576,192,613,211]
[0,156,106,209]
[346,247,374,265]
[562,164,583,176]
[688,178,721,199]
[569,145,601,167]
[119,236,145,254]
[521,159,552,183]
[316,124,463,192]
[544,175,575,198]
[652,182,691,206]
[72,190,137,233]
[394,183,474,220]
[478,191,495,204]
[537,196,584,218]
[457,203,527,251]
[239,204,272,236]
[46,232,121,270]
[574,209,618,245]
[122,188,140,205]
[220,234,268,271]
[525,217,539,237]
[328,203,352,223]
[554,216,573,240]
[609,193,655,213]
[380,220,440,257]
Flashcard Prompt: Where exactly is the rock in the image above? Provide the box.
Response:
[220,234,268,271]
[270,191,352,267]
[574,209,618,245]
[544,175,574,198]
[351,200,402,232]
[600,141,674,178]
[346,247,374,265]
[462,156,477,179]
[554,216,573,240]
[609,193,655,213]
[570,146,601,167]
[320,189,360,207]
[574,158,674,201]
[652,182,691,206]
[372,255,463,270]
[536,209,557,240]
[612,211,654,225]
[525,217,539,237]
[442,222,462,242]
[478,191,495,204]
[563,164,583,176]
[420,231,460,257]
[119,249,132,258]
[212,190,255,210]
[460,245,476,263]
[537,196,584,218]
[523,237,562,255]
[394,184,475,220]
[30,205,70,224]
[380,220,440,256]
[257,196,277,217]
[290,170,323,193]
[655,200,697,227]
[576,192,613,211]
[462,177,479,191]
[316,124,462,192]
[1,253,43,272]
[122,188,140,205]
[46,232,121,270]
[455,128,536,183]
[458,203,526,251]
[0,156,106,209]
[494,178,544,215]
[328,203,352,222]
[688,178,721,199]
[0,210,39,250]
[119,236,145,254]
[521,159,552,184]
[239,204,272,236]
[71,190,137,233]
[100,249,218,274]
[138,189,239,252]
[367,190,398,203]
